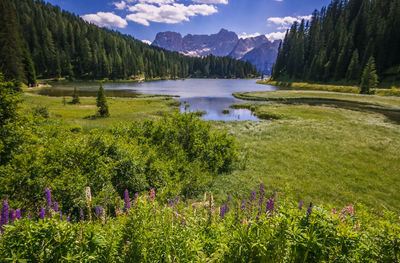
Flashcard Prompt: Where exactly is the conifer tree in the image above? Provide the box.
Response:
[360,56,379,94]
[346,50,361,82]
[71,87,80,104]
[96,84,109,117]
[0,0,24,83]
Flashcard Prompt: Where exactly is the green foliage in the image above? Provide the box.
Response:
[71,87,80,104]
[0,73,25,165]
[32,106,49,118]
[360,56,379,94]
[1,192,399,262]
[0,112,238,215]
[0,218,122,262]
[346,50,361,83]
[96,84,109,117]
[0,0,24,84]
[0,73,21,126]
[272,0,400,84]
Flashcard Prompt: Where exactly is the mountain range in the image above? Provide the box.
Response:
[152,29,280,74]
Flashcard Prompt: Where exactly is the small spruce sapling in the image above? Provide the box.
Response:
[71,87,80,104]
[96,84,109,117]
[360,56,379,94]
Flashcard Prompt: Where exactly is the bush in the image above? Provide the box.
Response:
[1,187,399,262]
[32,106,49,118]
[0,112,238,215]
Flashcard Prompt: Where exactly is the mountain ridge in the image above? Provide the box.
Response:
[152,29,279,74]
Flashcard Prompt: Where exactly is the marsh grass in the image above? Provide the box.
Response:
[260,80,400,96]
[213,102,400,211]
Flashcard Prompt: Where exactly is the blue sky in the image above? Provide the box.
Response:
[47,0,332,42]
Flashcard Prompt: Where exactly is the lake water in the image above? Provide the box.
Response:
[41,79,277,121]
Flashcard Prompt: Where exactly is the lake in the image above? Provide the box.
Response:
[38,79,277,121]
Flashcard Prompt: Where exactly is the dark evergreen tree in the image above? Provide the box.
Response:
[360,56,378,94]
[346,50,361,82]
[272,0,400,85]
[71,87,80,104]
[0,0,25,83]
[96,84,109,117]
[5,0,258,82]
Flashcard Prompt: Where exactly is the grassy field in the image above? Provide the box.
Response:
[21,90,400,211]
[212,90,400,211]
[259,80,400,96]
[22,93,179,131]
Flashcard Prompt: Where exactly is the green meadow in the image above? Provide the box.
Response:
[21,88,400,211]
[22,92,179,131]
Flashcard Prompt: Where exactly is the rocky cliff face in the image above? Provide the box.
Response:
[229,35,270,59]
[152,29,280,74]
[152,31,183,52]
[241,40,280,74]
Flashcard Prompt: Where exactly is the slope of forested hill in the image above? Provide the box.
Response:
[0,0,258,84]
[272,0,400,85]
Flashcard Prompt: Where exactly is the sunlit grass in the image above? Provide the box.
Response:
[213,103,400,211]
[22,91,400,211]
[21,93,178,131]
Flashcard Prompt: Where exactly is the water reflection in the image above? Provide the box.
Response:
[39,79,277,121]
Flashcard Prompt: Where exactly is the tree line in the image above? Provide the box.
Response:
[0,0,258,85]
[272,0,400,85]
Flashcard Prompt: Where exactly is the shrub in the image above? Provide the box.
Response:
[0,113,238,215]
[32,106,49,118]
[1,187,399,262]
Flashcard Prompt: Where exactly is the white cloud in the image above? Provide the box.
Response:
[192,0,228,4]
[265,31,286,41]
[81,12,128,28]
[113,1,127,10]
[267,15,311,30]
[126,3,218,26]
[127,0,174,4]
[238,32,261,39]
[141,40,152,45]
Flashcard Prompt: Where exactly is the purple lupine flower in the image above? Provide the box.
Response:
[9,208,16,223]
[95,206,100,216]
[80,209,84,221]
[241,197,246,211]
[266,198,274,215]
[220,205,225,219]
[259,184,265,195]
[53,202,59,212]
[169,199,173,207]
[181,218,186,225]
[60,211,63,221]
[66,216,70,222]
[174,196,179,205]
[307,202,312,215]
[299,200,304,210]
[45,188,52,207]
[1,199,9,232]
[223,203,229,214]
[100,206,104,216]
[27,215,32,219]
[250,190,256,202]
[259,184,265,208]
[124,190,131,211]
[134,193,139,199]
[15,209,21,220]
[40,207,45,219]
